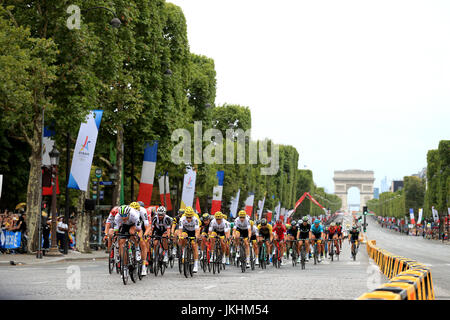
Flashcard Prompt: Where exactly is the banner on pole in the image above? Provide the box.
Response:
[258,195,266,220]
[211,171,224,215]
[180,167,196,209]
[67,110,103,191]
[195,197,201,214]
[275,202,281,221]
[158,173,172,211]
[137,142,158,206]
[409,208,416,225]
[417,208,423,225]
[0,174,2,199]
[229,189,240,218]
[244,192,255,217]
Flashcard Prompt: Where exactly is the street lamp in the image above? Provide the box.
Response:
[109,165,118,207]
[47,146,62,256]
[82,6,122,28]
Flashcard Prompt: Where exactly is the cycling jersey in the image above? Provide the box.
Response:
[209,218,230,234]
[138,207,150,228]
[113,208,141,232]
[257,224,273,240]
[349,229,360,240]
[152,215,172,232]
[328,227,337,236]
[311,224,323,234]
[273,224,286,235]
[233,216,251,231]
[298,223,311,234]
[106,212,117,228]
[287,226,298,237]
[178,215,200,232]
[200,220,211,234]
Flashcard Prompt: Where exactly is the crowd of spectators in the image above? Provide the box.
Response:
[1,208,79,254]
[377,216,448,241]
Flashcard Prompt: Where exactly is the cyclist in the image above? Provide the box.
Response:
[222,214,232,263]
[348,225,360,259]
[208,212,230,264]
[200,213,212,257]
[249,219,259,266]
[286,220,299,260]
[233,210,252,268]
[171,209,184,256]
[323,226,329,259]
[257,218,273,264]
[104,206,119,253]
[298,216,311,262]
[113,205,141,269]
[178,206,201,272]
[151,206,172,264]
[130,201,151,275]
[336,221,343,250]
[273,219,287,265]
[326,222,340,257]
[310,219,324,262]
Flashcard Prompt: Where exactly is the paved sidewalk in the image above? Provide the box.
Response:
[0,249,108,266]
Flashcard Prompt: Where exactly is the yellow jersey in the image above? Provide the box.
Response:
[257,224,273,235]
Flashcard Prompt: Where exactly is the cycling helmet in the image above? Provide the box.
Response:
[291,220,297,227]
[276,219,282,226]
[256,220,261,225]
[157,206,166,215]
[129,202,140,210]
[261,218,267,226]
[110,206,119,216]
[302,216,309,222]
[330,222,336,227]
[202,213,211,220]
[215,212,223,219]
[119,206,131,217]
[352,225,357,230]
[184,206,194,217]
[238,210,247,218]
[336,221,341,226]
[137,201,145,207]
[314,219,320,224]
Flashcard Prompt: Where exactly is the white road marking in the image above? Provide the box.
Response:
[203,285,216,290]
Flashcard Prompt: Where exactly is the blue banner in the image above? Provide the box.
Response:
[67,110,104,191]
[0,230,21,249]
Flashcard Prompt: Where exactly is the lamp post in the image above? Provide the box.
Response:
[109,165,118,207]
[47,146,62,256]
[82,6,122,28]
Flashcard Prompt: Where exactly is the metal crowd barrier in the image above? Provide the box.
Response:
[357,239,435,300]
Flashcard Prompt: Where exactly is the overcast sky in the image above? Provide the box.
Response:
[170,0,450,203]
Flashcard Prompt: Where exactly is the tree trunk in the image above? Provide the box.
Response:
[75,186,91,253]
[26,112,43,253]
[113,126,124,206]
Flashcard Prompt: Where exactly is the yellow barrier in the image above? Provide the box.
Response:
[359,238,435,300]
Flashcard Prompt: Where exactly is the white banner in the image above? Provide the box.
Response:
[275,202,281,221]
[0,174,2,199]
[229,189,240,218]
[180,167,196,209]
[432,206,439,223]
[258,196,266,220]
[67,110,103,191]
[417,208,423,225]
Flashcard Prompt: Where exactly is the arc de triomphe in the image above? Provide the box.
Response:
[333,170,375,211]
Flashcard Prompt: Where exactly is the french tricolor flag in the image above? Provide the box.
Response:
[211,171,224,215]
[137,141,158,206]
[244,192,254,217]
[158,173,172,211]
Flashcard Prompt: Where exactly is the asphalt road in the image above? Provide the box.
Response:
[0,217,383,300]
[366,215,450,299]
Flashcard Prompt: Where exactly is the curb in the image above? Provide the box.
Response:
[0,255,108,266]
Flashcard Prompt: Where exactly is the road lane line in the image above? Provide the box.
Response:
[203,285,216,290]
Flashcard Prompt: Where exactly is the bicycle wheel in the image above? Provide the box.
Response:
[260,244,266,269]
[301,244,306,270]
[250,247,255,270]
[160,248,166,276]
[240,243,246,273]
[330,242,334,262]
[108,246,115,274]
[189,244,194,277]
[216,247,221,274]
[153,246,159,277]
[137,260,143,280]
[121,246,129,285]
[129,246,137,283]
[178,246,183,274]
[183,246,190,278]
[314,244,317,265]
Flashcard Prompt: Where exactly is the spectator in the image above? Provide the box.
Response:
[12,212,27,253]
[42,211,50,251]
[56,216,68,253]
